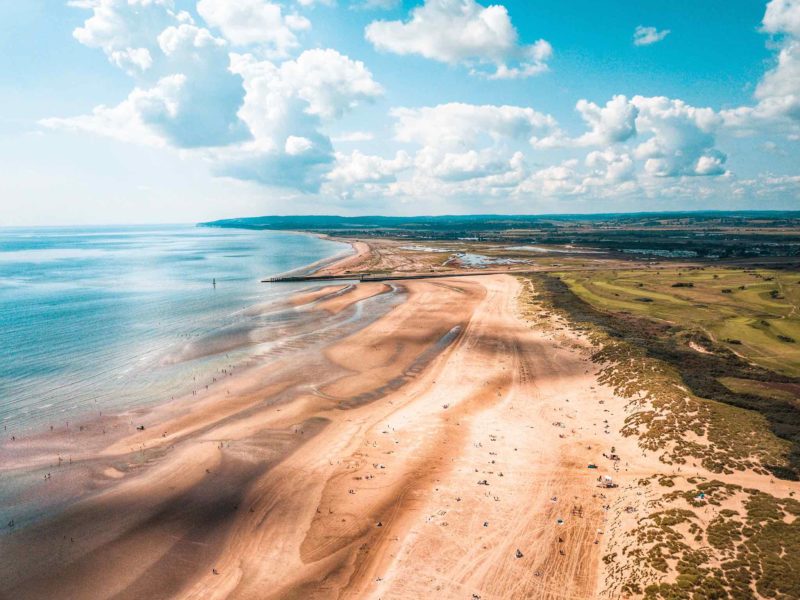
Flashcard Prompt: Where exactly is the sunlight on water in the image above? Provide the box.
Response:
[0,225,346,432]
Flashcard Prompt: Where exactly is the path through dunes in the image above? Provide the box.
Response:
[2,275,633,600]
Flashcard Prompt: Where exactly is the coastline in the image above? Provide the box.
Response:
[0,234,367,529]
[4,234,797,598]
[0,237,618,599]
[256,230,360,279]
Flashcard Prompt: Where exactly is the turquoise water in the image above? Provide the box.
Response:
[0,225,346,432]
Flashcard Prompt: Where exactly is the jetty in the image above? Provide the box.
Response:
[262,270,520,283]
[262,261,676,284]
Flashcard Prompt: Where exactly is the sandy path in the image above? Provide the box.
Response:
[2,273,639,600]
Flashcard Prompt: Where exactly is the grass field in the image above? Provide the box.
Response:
[526,269,800,478]
[523,270,800,598]
[556,267,800,376]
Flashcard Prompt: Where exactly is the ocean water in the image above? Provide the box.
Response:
[0,225,347,433]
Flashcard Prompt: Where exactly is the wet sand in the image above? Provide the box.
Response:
[6,241,777,599]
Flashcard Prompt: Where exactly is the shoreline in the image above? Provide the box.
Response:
[259,230,360,279]
[4,234,798,598]
[0,235,369,530]
[1,238,625,598]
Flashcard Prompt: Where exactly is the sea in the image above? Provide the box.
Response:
[0,224,347,434]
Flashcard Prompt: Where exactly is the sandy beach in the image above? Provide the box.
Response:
[2,240,797,600]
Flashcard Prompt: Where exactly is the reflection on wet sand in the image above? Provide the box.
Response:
[2,271,626,600]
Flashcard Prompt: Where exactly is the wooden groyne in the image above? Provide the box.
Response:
[262,270,518,283]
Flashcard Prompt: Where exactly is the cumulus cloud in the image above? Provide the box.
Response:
[285,135,314,155]
[48,20,250,149]
[41,76,183,147]
[632,95,726,177]
[763,0,800,36]
[197,0,310,56]
[332,131,375,142]
[215,142,334,191]
[392,102,555,149]
[516,160,584,197]
[48,0,383,193]
[414,147,513,181]
[633,25,670,46]
[575,96,639,145]
[229,50,381,147]
[277,49,384,119]
[722,0,800,127]
[365,0,552,79]
[535,95,638,148]
[50,0,793,207]
[71,0,177,73]
[326,150,411,186]
[157,23,225,55]
[534,93,726,179]
[380,103,559,190]
[208,50,382,190]
[585,149,636,183]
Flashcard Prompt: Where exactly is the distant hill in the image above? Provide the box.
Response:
[200,211,800,233]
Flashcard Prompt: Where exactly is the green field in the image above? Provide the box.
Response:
[557,267,800,376]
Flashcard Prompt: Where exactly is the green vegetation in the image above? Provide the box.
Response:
[526,270,800,479]
[621,480,800,600]
[557,268,800,376]
[720,377,800,406]
[201,211,800,258]
[516,250,800,599]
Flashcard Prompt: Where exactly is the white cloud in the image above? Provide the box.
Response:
[230,49,381,146]
[332,131,375,142]
[41,75,185,147]
[278,49,383,119]
[66,3,250,148]
[209,49,382,190]
[110,47,154,71]
[54,0,795,208]
[197,0,310,56]
[285,135,314,154]
[763,0,800,36]
[752,40,800,121]
[730,174,800,202]
[42,47,250,150]
[585,149,635,183]
[71,0,176,73]
[632,95,726,177]
[722,0,800,127]
[365,0,552,79]
[392,102,555,149]
[533,94,726,180]
[326,150,411,186]
[633,25,670,46]
[517,160,584,197]
[422,149,517,181]
[44,20,381,192]
[384,103,557,188]
[157,23,226,55]
[575,96,639,145]
[535,95,638,148]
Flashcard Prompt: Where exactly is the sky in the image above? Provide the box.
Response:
[0,0,799,225]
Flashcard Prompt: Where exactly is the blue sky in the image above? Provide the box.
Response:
[0,0,798,225]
